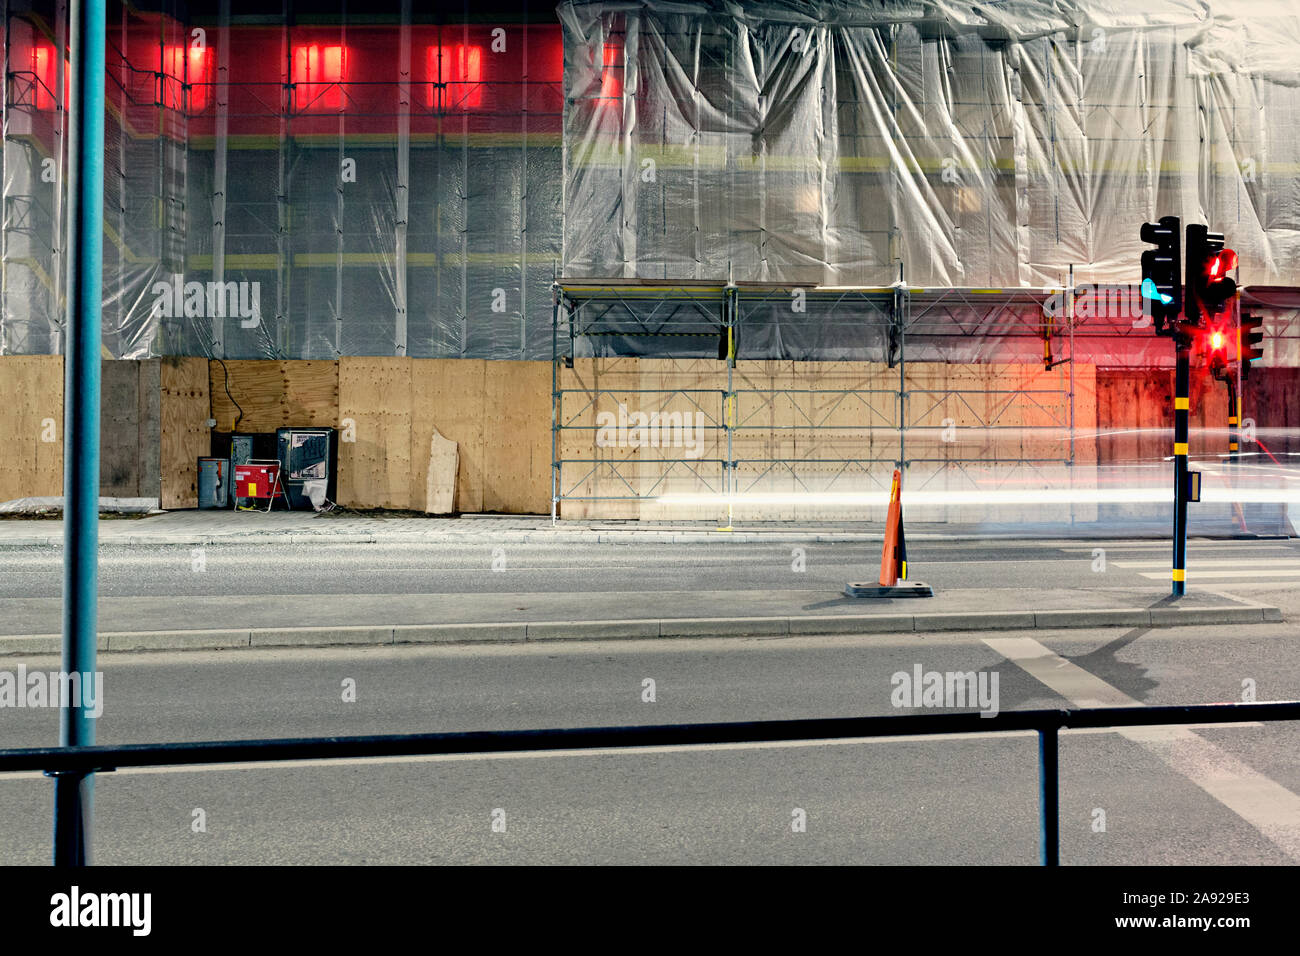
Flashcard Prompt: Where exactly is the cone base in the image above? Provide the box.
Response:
[844,581,934,599]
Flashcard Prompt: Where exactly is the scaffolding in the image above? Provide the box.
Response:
[550,277,1098,522]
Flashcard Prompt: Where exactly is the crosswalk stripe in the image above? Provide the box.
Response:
[985,635,1300,862]
[1138,568,1300,580]
[1115,559,1300,569]
[1060,545,1295,554]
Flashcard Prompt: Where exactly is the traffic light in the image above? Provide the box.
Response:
[1239,313,1265,380]
[1140,216,1181,334]
[1185,223,1237,326]
[1204,325,1229,377]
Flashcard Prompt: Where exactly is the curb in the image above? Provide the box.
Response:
[3,529,1274,549]
[0,604,1282,655]
[0,531,892,547]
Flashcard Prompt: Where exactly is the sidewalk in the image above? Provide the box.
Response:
[0,509,1288,547]
[0,585,1282,656]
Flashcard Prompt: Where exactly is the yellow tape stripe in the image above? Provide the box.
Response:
[1174,397,1189,410]
[1229,416,1238,424]
[1230,443,1239,451]
[1174,443,1189,456]
[900,561,908,581]
[1172,569,1185,582]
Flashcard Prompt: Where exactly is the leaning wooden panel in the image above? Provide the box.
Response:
[338,357,412,509]
[208,359,339,433]
[482,360,551,514]
[411,359,485,514]
[160,356,209,509]
[0,356,63,502]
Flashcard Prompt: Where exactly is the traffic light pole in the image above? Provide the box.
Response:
[1172,339,1190,597]
[1227,375,1238,464]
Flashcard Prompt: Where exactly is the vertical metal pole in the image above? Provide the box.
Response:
[1172,341,1190,596]
[1226,373,1245,533]
[277,2,290,355]
[1067,266,1075,465]
[551,284,560,524]
[211,0,231,357]
[333,13,346,357]
[723,284,736,530]
[394,0,410,358]
[55,0,105,867]
[51,0,69,353]
[897,263,906,472]
[1038,726,1060,866]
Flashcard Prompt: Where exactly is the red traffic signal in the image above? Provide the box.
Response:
[1185,224,1237,326]
[1202,325,1229,376]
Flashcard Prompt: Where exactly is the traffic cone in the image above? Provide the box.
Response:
[846,469,932,599]
[878,469,903,586]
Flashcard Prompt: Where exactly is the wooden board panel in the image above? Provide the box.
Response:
[338,357,411,509]
[482,361,551,514]
[557,360,599,519]
[411,359,485,513]
[0,356,63,502]
[208,359,338,433]
[100,360,143,497]
[137,359,162,500]
[638,358,726,521]
[160,357,210,509]
[557,357,642,519]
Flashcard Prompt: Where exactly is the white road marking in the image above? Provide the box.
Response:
[1115,559,1300,569]
[985,635,1300,861]
[1060,544,1294,552]
[1138,569,1300,580]
[0,723,1265,782]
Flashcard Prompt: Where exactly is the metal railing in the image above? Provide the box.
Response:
[2,700,1297,866]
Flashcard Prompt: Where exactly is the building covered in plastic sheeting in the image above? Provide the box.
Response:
[2,0,565,360]
[561,0,1300,290]
[1,0,1298,363]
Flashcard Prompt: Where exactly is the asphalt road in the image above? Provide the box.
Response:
[2,625,1299,864]
[4,537,1300,597]
[1,537,1298,634]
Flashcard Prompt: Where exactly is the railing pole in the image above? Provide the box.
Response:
[1038,726,1060,866]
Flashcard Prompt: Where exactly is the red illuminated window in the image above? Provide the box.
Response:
[293,44,347,112]
[26,44,64,110]
[427,44,483,110]
[160,45,213,111]
[600,41,622,100]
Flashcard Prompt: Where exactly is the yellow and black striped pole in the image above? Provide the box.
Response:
[1172,340,1190,596]
[1227,375,1239,463]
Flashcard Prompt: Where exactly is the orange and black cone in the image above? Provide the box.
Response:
[846,468,931,599]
